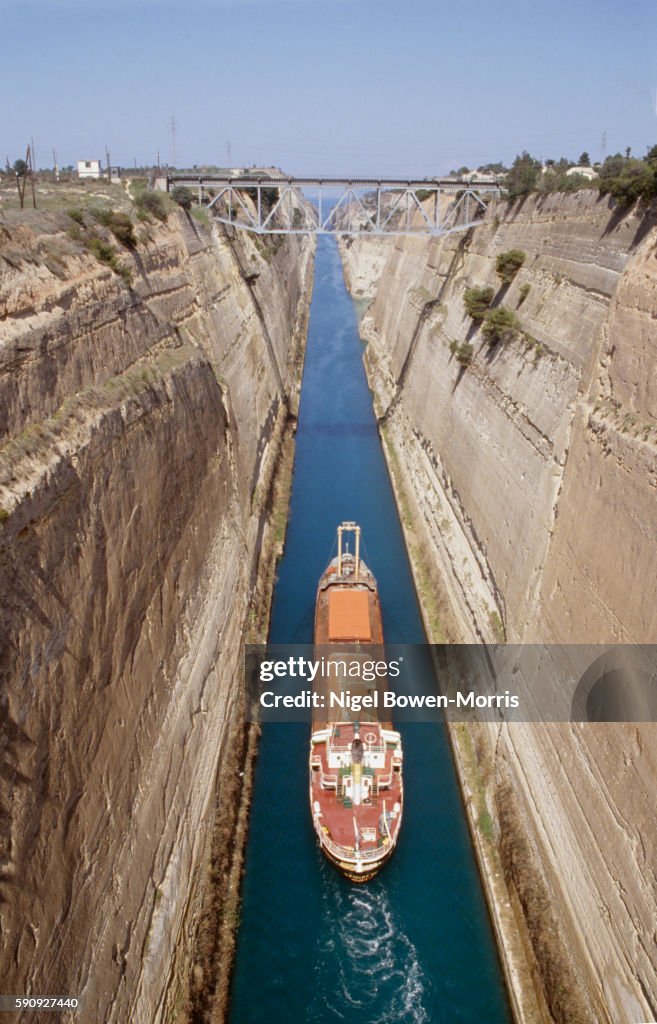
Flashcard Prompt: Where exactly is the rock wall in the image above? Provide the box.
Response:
[340,192,657,1023]
[0,207,314,1022]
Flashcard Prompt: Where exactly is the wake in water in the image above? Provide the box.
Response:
[308,870,431,1024]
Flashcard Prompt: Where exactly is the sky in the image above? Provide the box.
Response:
[2,0,656,176]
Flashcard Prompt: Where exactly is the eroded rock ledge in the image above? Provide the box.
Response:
[0,208,314,1023]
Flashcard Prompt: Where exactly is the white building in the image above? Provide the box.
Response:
[77,159,103,180]
[566,165,597,181]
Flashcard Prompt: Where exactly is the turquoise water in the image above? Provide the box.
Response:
[229,237,511,1023]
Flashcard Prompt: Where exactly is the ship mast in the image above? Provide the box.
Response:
[337,521,361,580]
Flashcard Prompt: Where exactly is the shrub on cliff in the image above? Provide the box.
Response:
[455,342,474,367]
[495,249,526,284]
[90,208,137,249]
[86,237,132,285]
[109,212,137,249]
[135,190,168,222]
[171,186,193,211]
[482,306,519,346]
[464,286,494,320]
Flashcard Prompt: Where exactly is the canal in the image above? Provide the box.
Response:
[229,236,511,1023]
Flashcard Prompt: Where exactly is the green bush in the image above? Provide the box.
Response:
[86,237,132,286]
[517,282,531,306]
[67,207,84,225]
[455,342,474,367]
[135,190,168,222]
[91,207,113,227]
[171,186,193,211]
[108,212,137,249]
[482,306,519,346]
[464,286,494,320]
[90,208,137,249]
[88,237,117,266]
[495,249,526,283]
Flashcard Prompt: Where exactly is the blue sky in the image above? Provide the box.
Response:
[3,0,656,175]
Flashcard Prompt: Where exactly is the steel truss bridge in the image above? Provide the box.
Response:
[165,175,503,237]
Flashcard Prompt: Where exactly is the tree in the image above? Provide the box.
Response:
[495,249,526,284]
[578,152,591,167]
[505,152,542,198]
[13,158,27,176]
[478,162,507,174]
[464,286,494,320]
[598,152,657,207]
[482,306,519,345]
[455,342,474,367]
[645,144,657,168]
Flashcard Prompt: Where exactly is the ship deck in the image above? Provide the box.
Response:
[310,721,402,855]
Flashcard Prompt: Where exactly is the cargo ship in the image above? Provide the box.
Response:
[309,522,403,882]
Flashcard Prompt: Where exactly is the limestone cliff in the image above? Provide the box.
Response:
[0,207,314,1022]
[340,192,657,1023]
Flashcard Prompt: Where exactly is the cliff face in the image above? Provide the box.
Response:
[340,192,657,1023]
[0,208,314,1022]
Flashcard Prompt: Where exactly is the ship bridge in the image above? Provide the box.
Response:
[164,173,503,238]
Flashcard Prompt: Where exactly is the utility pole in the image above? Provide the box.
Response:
[16,145,37,209]
[169,115,177,169]
[53,149,59,182]
[105,145,111,180]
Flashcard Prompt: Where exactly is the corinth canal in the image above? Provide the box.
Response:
[229,236,511,1023]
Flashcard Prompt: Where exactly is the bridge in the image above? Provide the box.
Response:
[164,174,503,237]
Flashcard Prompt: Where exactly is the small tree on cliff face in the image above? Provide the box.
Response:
[495,249,526,284]
[464,286,494,320]
[482,306,519,346]
[455,342,474,366]
[506,152,542,198]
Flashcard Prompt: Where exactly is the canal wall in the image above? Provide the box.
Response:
[0,206,314,1022]
[339,191,657,1023]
